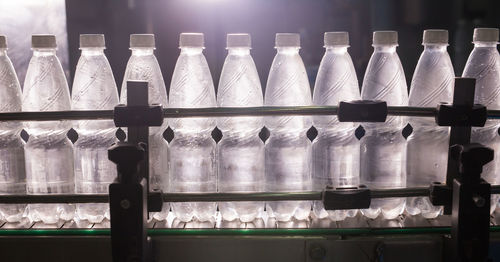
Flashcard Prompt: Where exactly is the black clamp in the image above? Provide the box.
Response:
[114,104,164,127]
[108,142,149,262]
[322,186,371,210]
[450,143,493,262]
[338,100,387,122]
[435,103,486,127]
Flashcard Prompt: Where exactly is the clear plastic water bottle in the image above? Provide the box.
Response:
[360,31,408,219]
[72,34,119,223]
[311,32,360,221]
[462,28,500,213]
[23,35,74,224]
[406,30,454,218]
[265,33,312,221]
[217,34,264,222]
[169,33,217,222]
[0,35,26,223]
[120,34,169,221]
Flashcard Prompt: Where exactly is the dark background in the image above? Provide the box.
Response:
[65,0,500,95]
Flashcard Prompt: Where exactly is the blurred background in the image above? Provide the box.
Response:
[2,0,499,94]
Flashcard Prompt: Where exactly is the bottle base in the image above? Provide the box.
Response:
[76,203,109,224]
[219,202,264,222]
[361,198,405,220]
[0,204,26,223]
[267,201,311,221]
[171,202,217,222]
[28,204,75,224]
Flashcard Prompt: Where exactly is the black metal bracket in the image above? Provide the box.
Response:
[108,142,149,262]
[338,100,387,122]
[436,104,487,127]
[322,186,371,210]
[450,143,493,262]
[108,81,164,262]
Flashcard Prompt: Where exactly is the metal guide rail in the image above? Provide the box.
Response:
[0,105,499,121]
[0,186,499,204]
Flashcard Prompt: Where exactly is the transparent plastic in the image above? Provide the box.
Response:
[462,41,500,213]
[72,48,119,223]
[0,48,26,223]
[23,48,74,224]
[121,47,169,220]
[312,46,361,221]
[217,47,264,222]
[406,44,454,218]
[265,46,312,221]
[360,45,408,219]
[169,46,217,222]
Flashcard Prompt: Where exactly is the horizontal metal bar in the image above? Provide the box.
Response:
[163,192,323,202]
[0,106,497,121]
[0,194,109,204]
[0,185,498,204]
[0,106,469,121]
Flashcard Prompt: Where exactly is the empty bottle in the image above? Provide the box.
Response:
[462,28,500,213]
[169,33,217,222]
[265,33,312,221]
[312,32,360,221]
[360,31,408,219]
[72,34,119,223]
[23,35,74,224]
[406,30,454,218]
[120,34,169,221]
[217,34,264,222]
[0,35,26,223]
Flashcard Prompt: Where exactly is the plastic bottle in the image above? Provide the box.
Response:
[72,34,119,223]
[217,34,264,222]
[169,33,217,222]
[120,34,169,221]
[23,35,74,224]
[311,32,360,221]
[360,31,408,219]
[462,28,500,213]
[406,30,454,218]
[265,33,312,221]
[0,35,26,223]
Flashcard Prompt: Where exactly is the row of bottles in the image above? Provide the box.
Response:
[0,27,498,225]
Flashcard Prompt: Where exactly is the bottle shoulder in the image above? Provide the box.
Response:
[121,54,167,106]
[313,52,360,105]
[408,50,454,107]
[361,51,408,105]
[0,56,22,112]
[218,54,263,107]
[265,53,311,106]
[169,53,215,107]
[23,54,71,111]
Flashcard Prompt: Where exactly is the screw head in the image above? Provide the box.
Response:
[120,199,131,209]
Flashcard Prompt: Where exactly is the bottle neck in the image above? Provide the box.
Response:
[473,41,498,48]
[227,47,250,55]
[423,44,447,52]
[32,48,57,56]
[180,47,203,55]
[81,48,105,56]
[276,46,300,54]
[0,49,6,56]
[131,48,154,56]
[325,46,348,54]
[373,45,397,53]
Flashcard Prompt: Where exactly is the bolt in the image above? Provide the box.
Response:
[121,199,131,209]
[309,244,326,260]
[472,195,485,208]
